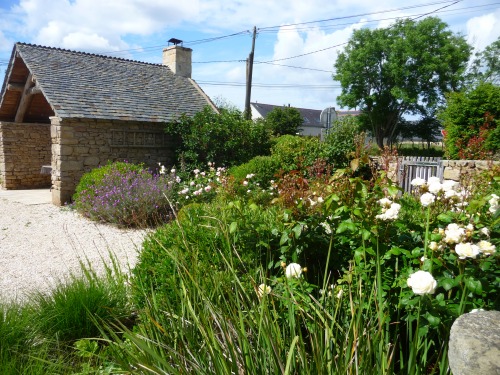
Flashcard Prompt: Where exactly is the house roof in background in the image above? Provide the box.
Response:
[0,43,214,123]
[250,102,360,127]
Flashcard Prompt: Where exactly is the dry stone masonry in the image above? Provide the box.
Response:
[0,122,51,189]
[50,117,174,205]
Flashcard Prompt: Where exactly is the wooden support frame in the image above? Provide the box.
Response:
[15,73,40,123]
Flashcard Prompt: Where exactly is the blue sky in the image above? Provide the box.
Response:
[1,0,499,111]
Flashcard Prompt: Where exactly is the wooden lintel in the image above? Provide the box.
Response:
[7,83,24,92]
[14,73,35,123]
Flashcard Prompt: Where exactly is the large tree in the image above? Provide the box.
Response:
[468,36,500,84]
[334,17,471,148]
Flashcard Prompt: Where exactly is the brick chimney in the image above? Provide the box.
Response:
[163,43,192,78]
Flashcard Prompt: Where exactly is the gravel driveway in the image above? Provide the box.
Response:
[0,198,148,303]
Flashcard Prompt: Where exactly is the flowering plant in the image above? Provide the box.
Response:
[171,162,226,205]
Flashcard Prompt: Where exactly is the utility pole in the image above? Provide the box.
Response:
[244,26,257,120]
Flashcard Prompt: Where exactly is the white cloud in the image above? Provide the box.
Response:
[2,0,500,111]
[11,0,199,52]
[466,9,500,52]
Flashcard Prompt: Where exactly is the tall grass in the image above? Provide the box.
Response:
[96,214,422,374]
[0,253,132,374]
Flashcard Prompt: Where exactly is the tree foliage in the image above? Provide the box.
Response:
[322,116,361,167]
[165,106,271,171]
[397,117,442,148]
[438,82,500,159]
[334,17,471,148]
[468,37,500,84]
[264,106,303,136]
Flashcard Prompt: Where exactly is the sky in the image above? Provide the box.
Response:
[0,0,499,112]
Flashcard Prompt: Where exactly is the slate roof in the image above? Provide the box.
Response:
[250,102,360,128]
[251,102,321,127]
[0,43,213,123]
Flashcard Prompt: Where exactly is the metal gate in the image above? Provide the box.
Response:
[398,157,444,194]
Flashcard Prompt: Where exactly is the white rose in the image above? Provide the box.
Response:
[257,283,272,297]
[420,193,435,207]
[385,203,401,219]
[411,177,426,187]
[428,182,443,194]
[445,223,465,244]
[489,194,499,213]
[285,263,302,278]
[429,241,439,251]
[378,198,392,208]
[444,190,457,199]
[477,240,496,256]
[407,270,437,295]
[480,227,490,237]
[455,242,480,259]
[427,176,441,185]
[442,180,459,192]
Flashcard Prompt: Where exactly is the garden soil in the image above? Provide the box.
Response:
[0,199,148,302]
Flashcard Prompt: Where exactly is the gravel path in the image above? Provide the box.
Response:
[0,199,148,303]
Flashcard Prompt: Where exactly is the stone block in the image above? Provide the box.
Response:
[443,168,461,181]
[61,160,83,171]
[84,156,100,166]
[60,146,74,156]
[449,310,500,375]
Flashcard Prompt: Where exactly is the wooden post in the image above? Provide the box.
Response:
[244,26,257,120]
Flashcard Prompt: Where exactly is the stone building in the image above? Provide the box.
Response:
[0,42,215,205]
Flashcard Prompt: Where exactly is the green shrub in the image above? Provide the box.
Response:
[439,82,500,159]
[73,161,176,227]
[165,106,271,171]
[271,135,323,173]
[228,155,281,188]
[322,115,361,167]
[264,105,303,136]
[132,200,284,311]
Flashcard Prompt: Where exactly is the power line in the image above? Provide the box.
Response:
[197,80,340,89]
[411,0,462,20]
[254,61,333,73]
[258,3,500,34]
[256,0,470,65]
[258,0,462,31]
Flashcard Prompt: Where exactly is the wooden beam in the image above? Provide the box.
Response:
[28,86,42,95]
[7,83,24,92]
[14,73,36,123]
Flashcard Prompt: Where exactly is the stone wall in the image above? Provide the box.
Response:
[0,122,51,189]
[50,117,174,205]
[441,160,499,181]
[381,157,499,184]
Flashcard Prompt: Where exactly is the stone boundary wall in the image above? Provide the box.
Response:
[50,117,174,205]
[382,158,499,183]
[0,122,51,189]
[441,160,499,181]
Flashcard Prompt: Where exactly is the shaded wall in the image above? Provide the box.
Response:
[0,122,51,189]
[50,117,174,206]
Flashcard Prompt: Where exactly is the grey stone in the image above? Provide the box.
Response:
[448,310,500,375]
